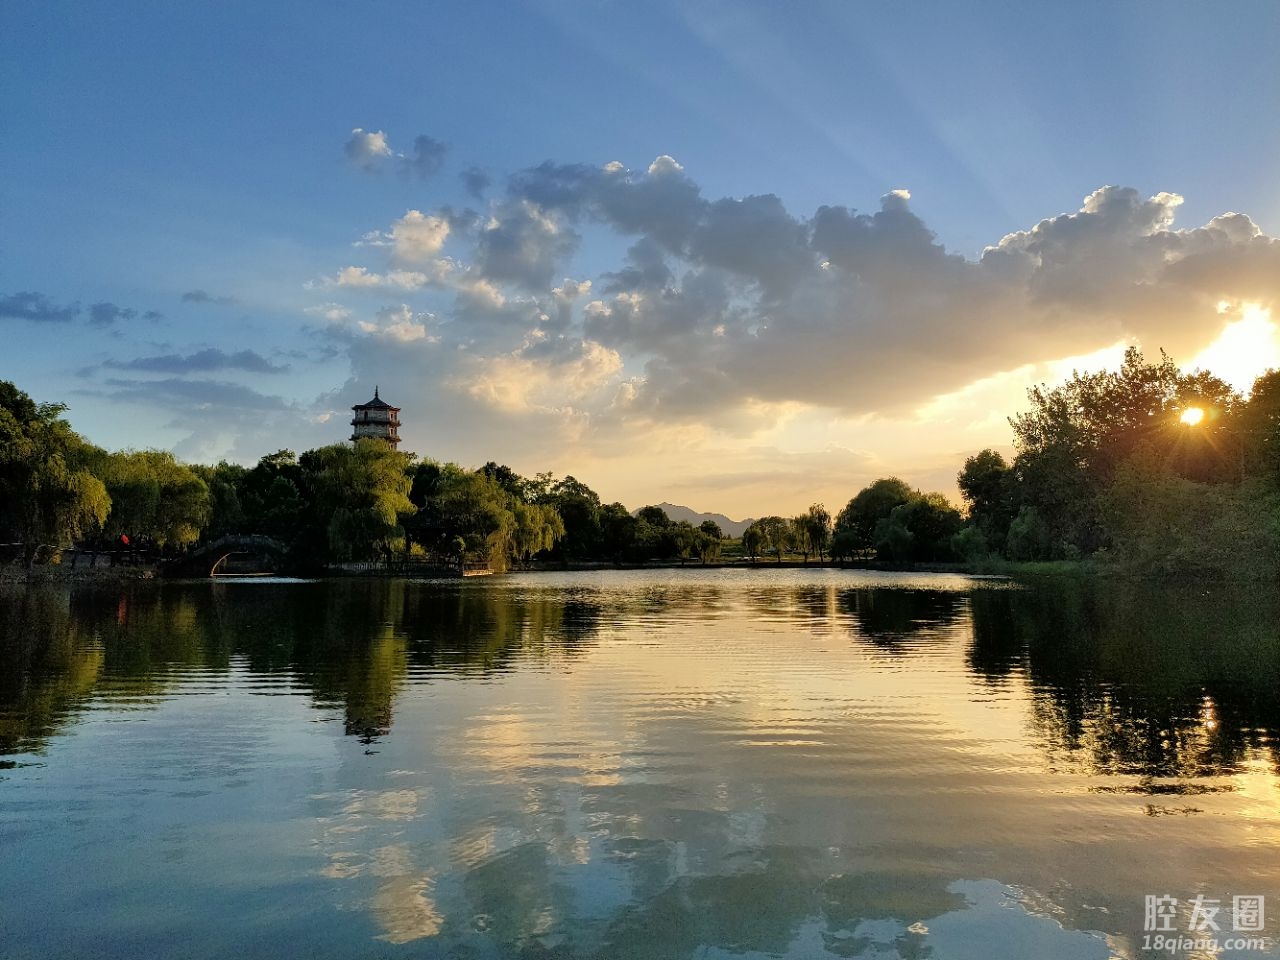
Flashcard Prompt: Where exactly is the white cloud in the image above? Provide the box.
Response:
[356,304,435,343]
[388,210,450,265]
[647,154,684,176]
[326,266,433,291]
[344,128,393,169]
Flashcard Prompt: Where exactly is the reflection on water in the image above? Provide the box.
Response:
[0,570,1276,959]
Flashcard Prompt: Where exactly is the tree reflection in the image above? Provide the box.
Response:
[969,581,1280,782]
[840,589,964,650]
[0,580,604,753]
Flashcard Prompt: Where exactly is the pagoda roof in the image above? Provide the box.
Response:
[352,385,398,410]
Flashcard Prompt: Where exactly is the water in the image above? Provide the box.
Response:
[1,570,1277,959]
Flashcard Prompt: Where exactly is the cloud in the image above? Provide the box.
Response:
[305,302,353,322]
[0,291,80,323]
[322,265,438,291]
[474,199,578,290]
[405,135,448,179]
[356,304,435,343]
[461,166,491,199]
[104,348,289,375]
[101,376,288,410]
[382,210,451,266]
[89,302,138,325]
[181,289,237,305]
[345,127,450,179]
[345,127,393,169]
[311,158,1280,502]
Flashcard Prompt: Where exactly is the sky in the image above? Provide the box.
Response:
[3,0,1280,518]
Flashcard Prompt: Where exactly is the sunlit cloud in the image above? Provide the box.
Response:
[1189,303,1278,394]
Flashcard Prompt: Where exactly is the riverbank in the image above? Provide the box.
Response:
[519,557,1101,581]
[0,564,157,583]
[0,556,1101,585]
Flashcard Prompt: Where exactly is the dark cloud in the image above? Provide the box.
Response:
[0,291,80,323]
[405,135,448,179]
[104,348,289,375]
[473,199,580,291]
[88,302,138,326]
[101,376,288,410]
[461,166,491,199]
[599,238,674,294]
[181,289,237,305]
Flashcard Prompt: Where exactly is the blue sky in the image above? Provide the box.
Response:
[3,1,1279,515]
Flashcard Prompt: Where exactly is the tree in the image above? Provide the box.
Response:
[698,519,724,540]
[513,501,565,565]
[753,516,792,562]
[192,461,247,539]
[741,523,764,562]
[888,493,962,562]
[95,450,210,549]
[957,450,1015,549]
[671,520,699,564]
[1005,506,1051,562]
[599,502,637,561]
[803,503,831,562]
[1009,347,1244,555]
[536,475,602,560]
[238,450,306,542]
[301,441,416,563]
[1240,369,1280,482]
[0,384,110,566]
[834,479,914,554]
[696,529,722,564]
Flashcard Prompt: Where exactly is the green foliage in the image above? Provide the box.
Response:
[95,450,211,548]
[1005,506,1052,562]
[745,516,792,562]
[871,515,914,562]
[950,525,990,563]
[1009,346,1244,556]
[535,476,602,560]
[1240,369,1280,481]
[1103,445,1280,579]
[957,449,1014,546]
[191,461,247,539]
[302,441,415,563]
[834,478,913,553]
[788,503,831,563]
[0,383,111,564]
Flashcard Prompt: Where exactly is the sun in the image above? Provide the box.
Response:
[1180,407,1205,426]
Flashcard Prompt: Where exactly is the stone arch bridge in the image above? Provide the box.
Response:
[161,535,288,578]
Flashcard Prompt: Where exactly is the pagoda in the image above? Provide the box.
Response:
[350,386,401,449]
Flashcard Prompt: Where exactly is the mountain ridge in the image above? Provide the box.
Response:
[632,502,756,538]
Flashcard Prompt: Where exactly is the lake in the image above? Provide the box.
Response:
[1,570,1277,959]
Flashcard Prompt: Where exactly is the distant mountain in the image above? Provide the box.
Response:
[634,502,756,538]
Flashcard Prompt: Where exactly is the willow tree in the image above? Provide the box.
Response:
[302,441,416,563]
[94,449,211,549]
[0,383,111,566]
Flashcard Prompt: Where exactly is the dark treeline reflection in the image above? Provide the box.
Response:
[839,588,964,648]
[970,582,1280,784]
[0,581,602,752]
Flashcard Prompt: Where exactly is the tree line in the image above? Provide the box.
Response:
[5,345,1280,577]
